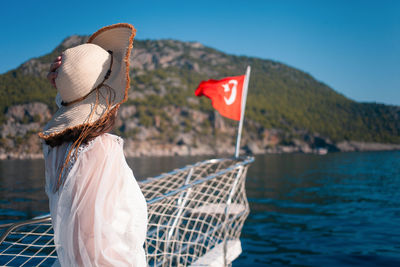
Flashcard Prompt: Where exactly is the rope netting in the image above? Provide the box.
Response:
[0,156,253,266]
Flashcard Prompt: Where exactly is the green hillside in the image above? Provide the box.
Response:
[0,36,399,150]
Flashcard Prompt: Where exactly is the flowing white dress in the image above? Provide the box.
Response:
[43,133,148,266]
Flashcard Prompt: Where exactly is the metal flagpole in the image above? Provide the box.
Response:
[234,65,251,158]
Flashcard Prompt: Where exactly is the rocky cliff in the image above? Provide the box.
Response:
[0,36,399,159]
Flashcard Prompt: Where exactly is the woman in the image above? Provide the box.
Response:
[39,23,148,266]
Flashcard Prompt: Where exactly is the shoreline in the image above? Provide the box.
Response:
[1,141,399,160]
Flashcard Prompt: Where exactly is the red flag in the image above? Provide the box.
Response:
[195,75,245,121]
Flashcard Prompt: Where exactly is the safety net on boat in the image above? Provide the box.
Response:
[0,156,253,266]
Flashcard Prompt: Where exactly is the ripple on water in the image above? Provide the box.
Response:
[234,151,400,266]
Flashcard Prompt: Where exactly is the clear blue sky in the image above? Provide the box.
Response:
[1,0,399,105]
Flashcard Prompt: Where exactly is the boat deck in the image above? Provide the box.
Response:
[0,156,253,266]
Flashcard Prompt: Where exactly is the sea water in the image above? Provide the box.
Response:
[0,151,399,266]
[235,151,400,266]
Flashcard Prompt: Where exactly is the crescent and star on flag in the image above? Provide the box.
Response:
[222,79,238,106]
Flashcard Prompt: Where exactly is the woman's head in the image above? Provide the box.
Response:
[39,23,136,141]
[55,43,113,105]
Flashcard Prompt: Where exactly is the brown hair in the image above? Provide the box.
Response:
[47,89,119,192]
[45,104,118,148]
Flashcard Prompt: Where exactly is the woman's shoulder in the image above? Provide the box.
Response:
[44,134,124,163]
[86,133,124,155]
[100,133,124,147]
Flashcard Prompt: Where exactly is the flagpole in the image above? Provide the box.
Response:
[234,65,251,158]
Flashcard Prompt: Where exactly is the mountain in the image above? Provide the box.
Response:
[0,35,399,158]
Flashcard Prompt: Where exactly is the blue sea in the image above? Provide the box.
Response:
[1,151,399,266]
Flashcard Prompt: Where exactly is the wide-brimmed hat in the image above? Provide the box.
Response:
[39,23,136,140]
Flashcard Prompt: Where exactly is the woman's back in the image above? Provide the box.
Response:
[44,134,147,266]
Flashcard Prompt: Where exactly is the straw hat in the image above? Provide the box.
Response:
[39,23,136,140]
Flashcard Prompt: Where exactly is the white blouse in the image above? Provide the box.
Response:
[43,134,148,267]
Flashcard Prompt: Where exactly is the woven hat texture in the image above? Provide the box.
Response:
[39,23,136,139]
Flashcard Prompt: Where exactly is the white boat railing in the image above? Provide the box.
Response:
[0,156,254,266]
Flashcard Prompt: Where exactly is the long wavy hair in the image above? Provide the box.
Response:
[45,104,119,192]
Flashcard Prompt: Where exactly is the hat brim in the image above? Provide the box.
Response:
[39,23,136,140]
